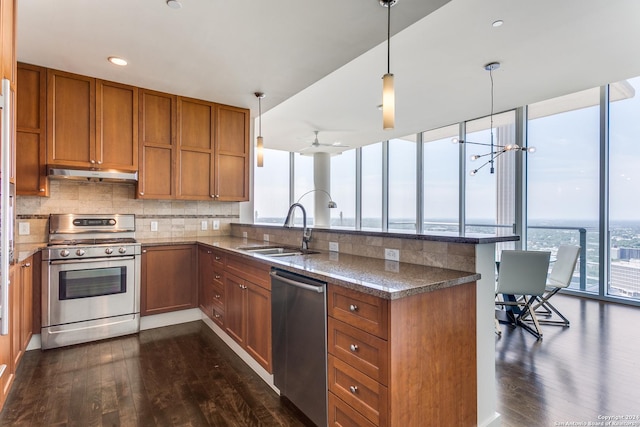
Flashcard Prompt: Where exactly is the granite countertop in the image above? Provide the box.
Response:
[18,236,481,300]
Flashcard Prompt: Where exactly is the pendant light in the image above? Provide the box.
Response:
[451,61,536,175]
[381,0,397,130]
[255,92,265,167]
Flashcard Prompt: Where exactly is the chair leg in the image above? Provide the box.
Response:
[537,299,570,326]
[517,296,543,340]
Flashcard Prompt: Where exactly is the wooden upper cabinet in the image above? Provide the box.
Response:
[1,0,16,85]
[215,104,249,201]
[138,89,176,199]
[47,69,95,167]
[177,97,214,200]
[16,63,48,196]
[47,69,138,171]
[96,80,138,170]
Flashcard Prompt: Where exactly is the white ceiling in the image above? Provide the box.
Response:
[17,0,640,154]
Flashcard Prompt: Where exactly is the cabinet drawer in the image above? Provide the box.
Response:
[212,268,224,287]
[211,280,224,308]
[212,251,225,267]
[328,318,388,386]
[328,285,388,339]
[212,306,224,327]
[328,355,388,427]
[328,392,377,427]
[226,254,270,289]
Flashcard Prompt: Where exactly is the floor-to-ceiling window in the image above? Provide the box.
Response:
[527,88,601,293]
[609,77,640,300]
[254,149,290,224]
[361,142,383,230]
[330,149,356,229]
[423,125,459,233]
[388,137,416,232]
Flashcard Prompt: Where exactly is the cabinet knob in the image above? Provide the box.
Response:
[349,385,358,394]
[97,161,103,165]
[349,304,359,312]
[39,188,45,192]
[215,275,221,279]
[349,344,359,352]
[139,192,144,196]
[142,250,147,253]
[215,294,221,299]
[207,250,212,254]
[214,314,221,319]
[215,194,220,198]
[22,262,31,268]
[90,159,96,164]
[210,195,215,198]
[215,256,221,261]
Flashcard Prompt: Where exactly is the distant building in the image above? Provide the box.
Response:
[610,259,640,298]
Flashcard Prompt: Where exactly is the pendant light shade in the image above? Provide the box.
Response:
[382,73,395,130]
[255,92,265,167]
[381,0,397,130]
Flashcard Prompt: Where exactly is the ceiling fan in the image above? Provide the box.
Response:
[300,131,350,152]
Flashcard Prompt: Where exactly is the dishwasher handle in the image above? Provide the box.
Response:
[270,271,325,293]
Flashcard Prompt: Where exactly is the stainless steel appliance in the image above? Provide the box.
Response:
[270,268,327,427]
[1,77,14,336]
[41,214,141,350]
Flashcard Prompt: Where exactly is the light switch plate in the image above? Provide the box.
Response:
[151,221,158,232]
[263,234,270,242]
[242,231,248,238]
[18,222,30,235]
[213,220,220,230]
[329,242,339,252]
[201,220,208,231]
[384,248,400,261]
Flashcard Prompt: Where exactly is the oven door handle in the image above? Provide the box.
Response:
[48,256,136,265]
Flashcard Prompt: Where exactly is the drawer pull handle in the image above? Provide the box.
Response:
[349,304,358,312]
[215,275,221,279]
[215,294,221,299]
[214,314,221,318]
[350,344,359,352]
[215,256,221,261]
[207,250,212,254]
[349,385,358,394]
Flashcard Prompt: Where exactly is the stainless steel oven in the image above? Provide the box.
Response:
[41,214,141,349]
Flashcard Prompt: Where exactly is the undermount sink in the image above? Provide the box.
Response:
[238,246,318,257]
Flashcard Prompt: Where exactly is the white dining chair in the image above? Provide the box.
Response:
[531,245,580,326]
[495,250,551,339]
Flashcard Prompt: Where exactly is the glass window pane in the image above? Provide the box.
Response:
[389,137,417,232]
[527,88,600,294]
[293,153,315,226]
[361,143,383,230]
[254,149,290,224]
[609,77,640,300]
[423,125,459,233]
[330,149,356,229]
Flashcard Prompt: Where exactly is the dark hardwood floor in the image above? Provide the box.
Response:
[496,294,640,427]
[1,294,639,426]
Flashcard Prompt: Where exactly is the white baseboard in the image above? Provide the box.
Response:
[200,313,278,393]
[26,334,41,351]
[140,308,201,330]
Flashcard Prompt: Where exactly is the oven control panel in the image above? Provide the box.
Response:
[44,244,141,261]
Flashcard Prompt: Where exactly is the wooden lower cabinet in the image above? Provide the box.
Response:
[327,282,477,427]
[141,245,197,316]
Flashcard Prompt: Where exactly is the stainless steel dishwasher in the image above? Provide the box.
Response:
[270,268,327,427]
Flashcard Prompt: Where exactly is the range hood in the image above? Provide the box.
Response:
[48,167,138,182]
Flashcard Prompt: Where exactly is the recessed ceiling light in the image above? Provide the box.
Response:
[166,0,182,9]
[492,20,504,28]
[108,56,128,66]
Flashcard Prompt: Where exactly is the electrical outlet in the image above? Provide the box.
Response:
[384,248,400,262]
[18,222,30,235]
[242,231,248,238]
[201,220,208,231]
[151,221,158,232]
[263,234,270,242]
[329,242,339,252]
[213,220,220,230]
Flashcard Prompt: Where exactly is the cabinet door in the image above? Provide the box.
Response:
[245,281,272,372]
[177,97,214,200]
[224,272,246,346]
[214,104,249,201]
[20,259,33,352]
[140,245,197,316]
[96,80,138,170]
[10,265,21,369]
[16,63,47,196]
[138,89,176,199]
[47,69,95,167]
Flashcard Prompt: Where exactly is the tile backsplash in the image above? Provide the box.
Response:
[16,180,239,243]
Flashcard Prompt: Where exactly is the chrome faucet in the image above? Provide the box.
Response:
[283,203,312,250]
